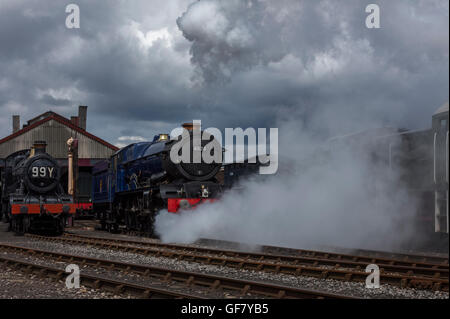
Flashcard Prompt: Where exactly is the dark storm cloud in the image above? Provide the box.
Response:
[0,0,196,143]
[39,94,72,106]
[176,0,449,133]
[0,0,448,146]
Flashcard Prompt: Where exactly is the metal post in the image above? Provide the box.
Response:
[67,137,78,197]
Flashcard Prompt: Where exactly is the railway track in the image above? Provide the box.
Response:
[26,233,449,291]
[195,238,449,265]
[0,243,351,299]
[91,225,449,264]
[73,223,449,264]
[72,220,99,229]
[0,256,201,299]
[65,231,449,268]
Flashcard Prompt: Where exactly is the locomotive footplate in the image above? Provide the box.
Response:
[160,181,222,199]
[10,203,76,215]
[160,181,222,213]
[10,197,76,215]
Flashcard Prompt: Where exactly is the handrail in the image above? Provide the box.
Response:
[446,131,448,183]
[433,132,437,183]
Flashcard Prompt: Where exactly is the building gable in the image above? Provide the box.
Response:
[0,114,118,159]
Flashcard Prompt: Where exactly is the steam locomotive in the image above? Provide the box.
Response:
[328,102,448,249]
[92,124,223,235]
[0,141,75,234]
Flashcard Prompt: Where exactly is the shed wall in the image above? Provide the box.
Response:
[0,119,115,159]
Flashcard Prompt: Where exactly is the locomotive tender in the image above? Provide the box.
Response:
[1,141,75,234]
[328,102,448,248]
[92,124,223,235]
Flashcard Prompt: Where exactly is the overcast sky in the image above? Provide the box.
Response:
[0,0,448,147]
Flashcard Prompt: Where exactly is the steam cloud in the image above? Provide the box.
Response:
[177,0,287,83]
[155,113,422,251]
[155,0,448,251]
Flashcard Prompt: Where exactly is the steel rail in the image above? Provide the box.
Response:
[25,234,449,291]
[0,254,203,299]
[63,232,449,270]
[255,242,449,265]
[0,243,352,299]
[61,233,449,279]
[105,228,449,265]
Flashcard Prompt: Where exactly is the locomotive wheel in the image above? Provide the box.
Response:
[148,216,156,238]
[55,219,64,235]
[4,209,11,224]
[11,217,24,236]
[7,203,13,232]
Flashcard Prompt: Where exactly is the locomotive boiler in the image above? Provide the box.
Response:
[92,124,223,235]
[1,141,75,234]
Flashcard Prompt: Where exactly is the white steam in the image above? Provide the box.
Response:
[154,0,445,250]
[176,0,287,83]
[155,115,420,251]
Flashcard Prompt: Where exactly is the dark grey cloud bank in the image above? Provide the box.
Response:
[0,0,448,146]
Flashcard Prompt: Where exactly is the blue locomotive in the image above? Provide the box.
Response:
[92,124,223,235]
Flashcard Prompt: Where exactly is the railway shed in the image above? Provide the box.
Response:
[0,106,118,203]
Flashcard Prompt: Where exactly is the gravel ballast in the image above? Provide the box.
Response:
[0,223,448,299]
[0,263,126,299]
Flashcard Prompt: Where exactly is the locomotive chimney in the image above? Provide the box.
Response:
[182,122,194,131]
[33,141,47,154]
[12,115,20,133]
[71,116,79,126]
[78,105,87,130]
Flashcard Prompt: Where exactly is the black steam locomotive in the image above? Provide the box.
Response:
[1,141,75,234]
[92,124,223,235]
